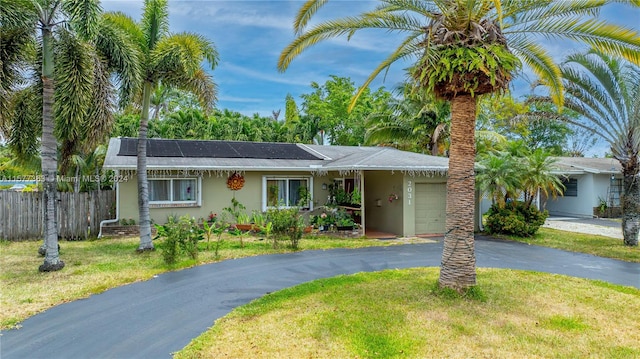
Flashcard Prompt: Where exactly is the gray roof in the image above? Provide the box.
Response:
[103,138,449,175]
[552,157,622,175]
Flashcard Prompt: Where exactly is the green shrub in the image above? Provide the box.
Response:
[154,215,203,265]
[266,206,304,249]
[485,201,548,237]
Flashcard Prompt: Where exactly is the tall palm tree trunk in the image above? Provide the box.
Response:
[439,94,476,290]
[137,81,154,251]
[39,27,64,272]
[621,160,639,246]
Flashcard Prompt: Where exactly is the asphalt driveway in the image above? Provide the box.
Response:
[2,236,639,359]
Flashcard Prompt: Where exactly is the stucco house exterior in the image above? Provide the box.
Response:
[544,157,623,218]
[103,137,450,237]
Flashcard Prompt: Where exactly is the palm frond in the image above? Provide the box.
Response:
[102,11,146,51]
[547,50,640,162]
[349,34,425,111]
[0,0,38,28]
[141,0,169,52]
[561,53,626,133]
[171,68,217,112]
[94,15,142,107]
[53,29,94,160]
[375,0,436,17]
[151,33,216,76]
[510,39,563,107]
[279,14,422,72]
[503,0,603,27]
[8,87,40,162]
[83,53,115,153]
[510,16,640,66]
[0,26,35,130]
[62,0,101,40]
[294,0,330,35]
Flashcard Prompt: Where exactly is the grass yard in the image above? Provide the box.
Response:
[1,225,638,343]
[176,268,640,359]
[502,227,640,263]
[0,234,396,329]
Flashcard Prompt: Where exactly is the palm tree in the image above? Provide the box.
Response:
[278,0,640,290]
[365,84,450,155]
[477,145,563,210]
[554,50,639,246]
[476,152,521,208]
[107,0,218,251]
[2,0,139,271]
[521,149,565,208]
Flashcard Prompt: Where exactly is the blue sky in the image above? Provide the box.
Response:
[102,1,639,154]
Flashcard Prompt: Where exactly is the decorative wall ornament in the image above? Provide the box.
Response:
[227,172,245,191]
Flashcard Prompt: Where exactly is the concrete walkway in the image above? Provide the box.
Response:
[2,236,639,359]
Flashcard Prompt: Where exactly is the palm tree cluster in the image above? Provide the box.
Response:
[477,141,564,209]
[1,0,219,267]
[1,0,140,271]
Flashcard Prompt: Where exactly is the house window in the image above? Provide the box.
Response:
[562,178,578,197]
[263,176,312,210]
[149,178,198,204]
[610,178,622,206]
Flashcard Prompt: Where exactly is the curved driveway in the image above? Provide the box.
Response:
[2,236,639,359]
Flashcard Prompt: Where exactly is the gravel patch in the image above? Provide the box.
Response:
[543,219,622,239]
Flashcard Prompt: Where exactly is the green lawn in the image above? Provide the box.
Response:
[500,227,640,263]
[0,234,398,329]
[176,268,640,358]
[1,226,638,345]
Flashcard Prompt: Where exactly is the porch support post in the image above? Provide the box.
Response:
[359,170,365,236]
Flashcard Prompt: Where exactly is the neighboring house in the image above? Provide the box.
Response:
[544,157,623,218]
[103,137,450,237]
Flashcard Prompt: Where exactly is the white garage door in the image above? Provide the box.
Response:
[415,183,447,234]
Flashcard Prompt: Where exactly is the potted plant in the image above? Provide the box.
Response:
[267,184,279,206]
[235,212,253,231]
[297,186,311,209]
[223,197,253,230]
[350,189,361,208]
[335,188,350,206]
[334,208,354,230]
[336,217,355,230]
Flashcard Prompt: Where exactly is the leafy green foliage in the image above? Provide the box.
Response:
[415,43,520,98]
[477,141,564,208]
[109,75,395,147]
[154,215,203,264]
[222,197,246,224]
[365,83,450,155]
[300,75,393,145]
[202,219,226,257]
[266,207,304,249]
[485,201,548,237]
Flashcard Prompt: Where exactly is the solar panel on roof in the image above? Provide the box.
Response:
[116,138,321,160]
[148,139,182,157]
[118,138,137,155]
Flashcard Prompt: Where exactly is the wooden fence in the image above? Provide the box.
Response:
[0,190,116,241]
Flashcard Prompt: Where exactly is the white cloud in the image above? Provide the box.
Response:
[221,62,312,86]
[170,2,294,31]
[218,95,263,103]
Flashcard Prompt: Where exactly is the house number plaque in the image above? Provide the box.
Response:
[407,180,412,206]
